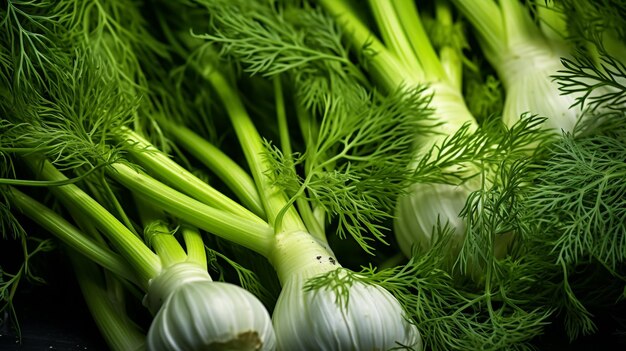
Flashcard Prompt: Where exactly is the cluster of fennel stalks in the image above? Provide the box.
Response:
[2,0,625,350]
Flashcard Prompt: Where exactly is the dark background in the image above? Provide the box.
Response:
[1,242,107,351]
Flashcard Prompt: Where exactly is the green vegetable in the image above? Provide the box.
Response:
[2,0,625,350]
[449,0,624,132]
[7,174,277,350]
[0,1,278,349]
[193,62,423,351]
[314,0,544,279]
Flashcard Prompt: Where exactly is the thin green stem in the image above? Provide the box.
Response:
[295,102,318,157]
[435,1,454,30]
[181,225,207,269]
[275,77,292,159]
[291,103,327,240]
[99,173,141,238]
[204,69,305,234]
[65,204,139,311]
[450,0,505,62]
[65,200,110,246]
[69,251,146,351]
[0,162,107,187]
[25,158,161,286]
[317,0,409,92]
[9,186,139,285]
[162,123,266,219]
[81,179,141,238]
[435,0,464,90]
[321,0,476,136]
[136,196,188,268]
[119,127,265,224]
[107,162,274,257]
[273,170,325,244]
[272,76,325,240]
[393,0,447,82]
[534,0,569,43]
[300,105,332,227]
[297,200,325,242]
[367,0,425,80]
[499,0,542,47]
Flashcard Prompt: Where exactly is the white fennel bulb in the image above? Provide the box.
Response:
[394,179,514,279]
[451,0,584,133]
[394,182,471,258]
[498,42,579,132]
[273,271,422,351]
[393,80,479,262]
[268,232,422,351]
[144,263,276,351]
[393,81,479,262]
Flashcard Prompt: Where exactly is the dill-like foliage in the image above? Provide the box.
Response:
[411,114,552,186]
[2,50,136,172]
[554,0,626,42]
[0,0,60,90]
[52,0,169,93]
[555,52,626,113]
[526,126,626,272]
[156,0,435,252]
[266,86,432,252]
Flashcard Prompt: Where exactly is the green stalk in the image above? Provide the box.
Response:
[25,158,161,286]
[391,0,447,82]
[450,0,505,62]
[317,0,408,92]
[200,69,341,288]
[69,251,146,351]
[534,0,569,43]
[295,102,319,156]
[107,162,274,257]
[275,78,326,242]
[166,4,420,263]
[435,0,464,90]
[136,197,188,268]
[65,200,111,246]
[81,176,140,238]
[499,0,543,47]
[181,225,207,269]
[9,187,138,285]
[321,0,477,141]
[162,123,266,219]
[367,0,425,79]
[269,230,338,285]
[119,127,265,224]
[368,0,453,84]
[274,77,291,159]
[204,69,305,234]
[68,211,141,314]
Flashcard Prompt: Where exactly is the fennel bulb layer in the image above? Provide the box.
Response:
[498,42,579,132]
[394,182,470,258]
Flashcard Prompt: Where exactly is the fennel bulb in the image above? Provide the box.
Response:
[496,41,578,132]
[145,263,276,351]
[269,231,422,351]
[273,270,422,351]
[451,0,581,132]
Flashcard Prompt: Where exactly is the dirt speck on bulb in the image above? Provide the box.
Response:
[207,331,263,351]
